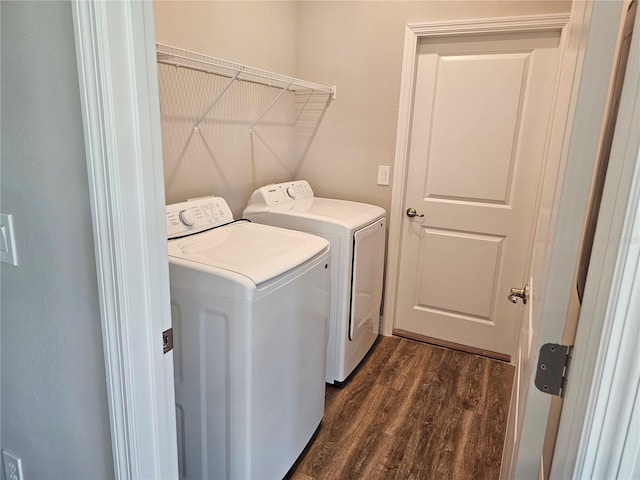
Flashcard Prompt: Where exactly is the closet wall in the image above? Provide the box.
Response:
[153,1,572,217]
[154,2,297,74]
[154,2,303,216]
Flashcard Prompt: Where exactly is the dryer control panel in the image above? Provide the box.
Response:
[246,181,314,208]
[166,197,233,239]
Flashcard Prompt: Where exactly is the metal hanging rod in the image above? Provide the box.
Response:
[156,43,336,99]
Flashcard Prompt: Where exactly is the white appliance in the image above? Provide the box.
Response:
[166,196,331,480]
[244,180,386,384]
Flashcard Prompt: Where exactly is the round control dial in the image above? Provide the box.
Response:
[178,209,195,227]
[286,186,298,199]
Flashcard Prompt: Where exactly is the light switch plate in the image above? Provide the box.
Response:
[1,213,19,266]
[377,165,390,186]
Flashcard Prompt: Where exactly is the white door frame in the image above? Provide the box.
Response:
[382,12,570,343]
[72,1,178,478]
[550,0,640,476]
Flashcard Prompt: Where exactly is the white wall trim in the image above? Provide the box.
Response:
[382,24,420,336]
[404,13,570,38]
[71,2,178,478]
[383,13,570,336]
[552,3,640,473]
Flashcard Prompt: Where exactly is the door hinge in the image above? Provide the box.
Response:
[162,328,174,354]
[535,343,573,397]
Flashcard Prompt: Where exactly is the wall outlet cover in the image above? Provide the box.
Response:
[2,450,24,480]
[0,213,18,266]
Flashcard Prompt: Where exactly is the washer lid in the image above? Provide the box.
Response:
[168,222,328,285]
[251,197,385,231]
[294,198,383,219]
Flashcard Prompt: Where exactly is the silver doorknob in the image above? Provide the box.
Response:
[406,208,424,218]
[508,284,529,305]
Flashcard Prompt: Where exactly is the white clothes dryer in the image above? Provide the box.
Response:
[244,181,385,385]
[166,196,331,480]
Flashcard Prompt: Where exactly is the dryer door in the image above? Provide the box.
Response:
[350,218,386,340]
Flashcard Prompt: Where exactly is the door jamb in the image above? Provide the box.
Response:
[551,2,640,475]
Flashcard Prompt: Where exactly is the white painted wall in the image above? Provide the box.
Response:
[156,61,301,216]
[0,2,113,478]
[153,1,298,75]
[154,1,303,216]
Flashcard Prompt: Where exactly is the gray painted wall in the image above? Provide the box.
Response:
[1,1,113,478]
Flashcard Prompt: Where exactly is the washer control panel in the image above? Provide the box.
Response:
[247,181,314,208]
[166,197,233,239]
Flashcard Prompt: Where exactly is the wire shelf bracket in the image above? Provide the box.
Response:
[249,83,292,134]
[193,70,241,134]
[156,43,336,132]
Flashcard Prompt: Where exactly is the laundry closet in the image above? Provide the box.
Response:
[152,0,572,311]
[152,1,574,479]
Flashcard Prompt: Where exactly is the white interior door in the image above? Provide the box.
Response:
[393,31,561,359]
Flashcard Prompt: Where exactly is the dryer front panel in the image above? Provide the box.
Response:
[349,218,386,341]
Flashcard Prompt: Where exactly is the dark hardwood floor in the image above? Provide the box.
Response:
[288,335,514,480]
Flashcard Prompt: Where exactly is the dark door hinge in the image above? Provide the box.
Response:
[163,328,174,354]
[535,343,573,397]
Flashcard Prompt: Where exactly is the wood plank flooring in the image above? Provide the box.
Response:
[287,335,515,480]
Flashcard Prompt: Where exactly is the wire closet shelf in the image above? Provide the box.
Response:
[156,43,336,99]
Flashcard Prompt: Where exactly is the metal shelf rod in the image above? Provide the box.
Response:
[157,58,291,92]
[157,43,335,97]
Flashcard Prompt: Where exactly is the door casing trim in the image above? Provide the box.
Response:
[71,1,178,477]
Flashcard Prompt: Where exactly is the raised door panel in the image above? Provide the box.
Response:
[426,53,529,205]
[416,229,504,321]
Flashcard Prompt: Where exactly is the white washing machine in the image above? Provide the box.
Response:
[166,196,331,480]
[244,180,386,384]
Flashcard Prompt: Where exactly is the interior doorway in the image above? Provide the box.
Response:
[393,29,562,360]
